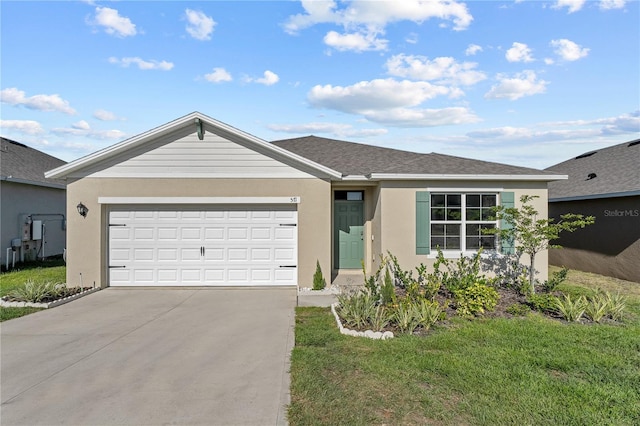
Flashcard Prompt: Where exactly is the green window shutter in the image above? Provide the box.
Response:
[416,191,430,255]
[500,192,515,254]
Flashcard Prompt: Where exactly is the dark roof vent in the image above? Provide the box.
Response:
[628,140,640,147]
[586,172,597,180]
[575,151,597,159]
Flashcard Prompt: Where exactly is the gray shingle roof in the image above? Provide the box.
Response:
[272,135,557,177]
[545,139,640,200]
[1,137,66,187]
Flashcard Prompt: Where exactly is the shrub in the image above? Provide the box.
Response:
[391,302,420,334]
[312,260,327,290]
[413,299,443,331]
[542,267,568,293]
[336,290,377,329]
[585,293,609,323]
[604,292,627,321]
[454,282,499,317]
[526,293,557,313]
[432,248,487,295]
[369,305,391,331]
[6,280,68,303]
[506,303,530,316]
[553,294,587,322]
[380,268,396,306]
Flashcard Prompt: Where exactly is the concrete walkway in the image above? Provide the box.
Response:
[1,288,296,425]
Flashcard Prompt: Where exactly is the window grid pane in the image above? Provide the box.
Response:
[430,193,497,251]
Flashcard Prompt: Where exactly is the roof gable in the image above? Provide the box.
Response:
[1,137,66,188]
[546,139,640,200]
[46,112,341,180]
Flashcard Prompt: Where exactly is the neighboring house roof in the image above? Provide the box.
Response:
[545,139,640,201]
[1,137,66,188]
[272,135,563,181]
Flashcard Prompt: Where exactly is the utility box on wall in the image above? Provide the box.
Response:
[31,220,43,240]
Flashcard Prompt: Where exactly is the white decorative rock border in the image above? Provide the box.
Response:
[0,287,100,309]
[330,303,394,340]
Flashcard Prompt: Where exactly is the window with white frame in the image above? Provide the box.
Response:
[430,193,497,251]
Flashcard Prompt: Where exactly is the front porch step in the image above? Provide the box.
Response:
[331,270,365,292]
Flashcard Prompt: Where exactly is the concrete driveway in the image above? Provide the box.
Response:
[1,288,296,425]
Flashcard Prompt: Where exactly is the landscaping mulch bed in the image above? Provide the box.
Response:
[1,287,93,304]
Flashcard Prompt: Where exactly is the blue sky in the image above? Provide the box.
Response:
[1,0,638,169]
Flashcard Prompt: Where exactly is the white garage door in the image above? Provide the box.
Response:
[108,206,297,286]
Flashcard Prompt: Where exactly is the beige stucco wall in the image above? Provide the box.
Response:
[372,181,550,282]
[65,177,331,288]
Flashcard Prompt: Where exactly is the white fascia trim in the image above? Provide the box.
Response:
[369,173,568,181]
[98,196,301,204]
[1,176,66,189]
[46,112,342,180]
[340,175,369,181]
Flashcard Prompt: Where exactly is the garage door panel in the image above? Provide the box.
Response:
[134,249,154,261]
[181,228,202,240]
[181,248,202,261]
[158,228,178,240]
[109,207,297,286]
[204,227,225,240]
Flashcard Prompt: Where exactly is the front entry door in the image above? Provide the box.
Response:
[334,200,364,269]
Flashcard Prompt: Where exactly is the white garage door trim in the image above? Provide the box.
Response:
[108,204,297,287]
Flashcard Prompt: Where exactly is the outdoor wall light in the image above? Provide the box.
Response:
[77,202,89,217]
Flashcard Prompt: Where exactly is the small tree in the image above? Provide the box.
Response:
[485,195,594,294]
[312,260,327,290]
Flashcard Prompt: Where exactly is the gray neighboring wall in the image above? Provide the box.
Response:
[1,137,67,263]
[545,140,640,283]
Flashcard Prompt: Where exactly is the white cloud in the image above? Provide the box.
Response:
[91,6,137,37]
[505,42,534,62]
[552,0,586,13]
[546,111,640,134]
[284,0,473,34]
[0,87,76,115]
[363,107,481,127]
[323,30,388,52]
[93,109,121,121]
[465,44,483,56]
[185,9,216,41]
[307,78,479,127]
[484,70,548,100]
[72,120,91,130]
[550,39,589,61]
[385,54,486,86]
[405,33,418,44]
[108,57,174,71]
[51,121,126,140]
[0,119,44,135]
[308,78,453,113]
[268,122,388,138]
[247,70,280,86]
[600,0,626,9]
[204,67,232,83]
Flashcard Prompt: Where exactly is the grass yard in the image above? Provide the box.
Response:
[0,260,66,322]
[289,269,640,426]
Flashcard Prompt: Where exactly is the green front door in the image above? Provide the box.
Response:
[334,201,364,269]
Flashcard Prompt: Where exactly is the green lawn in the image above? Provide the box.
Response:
[0,261,66,322]
[289,269,640,426]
